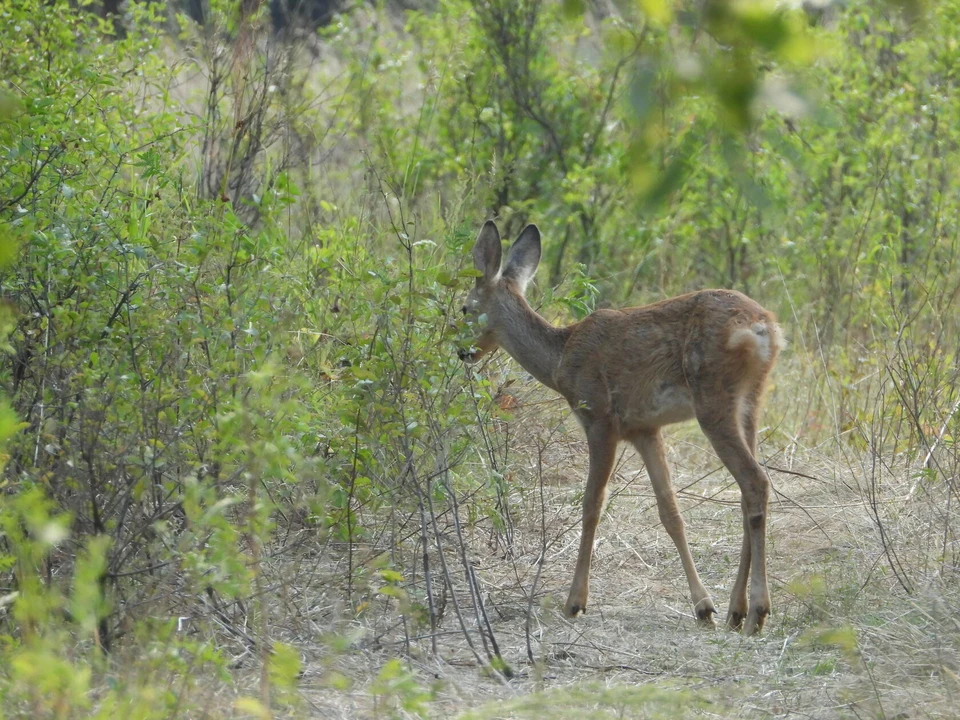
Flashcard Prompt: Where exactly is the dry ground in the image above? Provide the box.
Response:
[223,359,960,719]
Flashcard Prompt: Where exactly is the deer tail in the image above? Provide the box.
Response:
[726,320,784,366]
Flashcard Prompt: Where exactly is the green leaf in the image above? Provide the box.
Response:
[234,697,271,719]
[0,90,23,121]
[70,536,112,636]
[638,0,673,26]
[435,270,456,286]
[562,0,586,20]
[380,569,404,583]
[269,641,302,689]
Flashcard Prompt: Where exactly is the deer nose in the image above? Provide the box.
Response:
[461,305,468,316]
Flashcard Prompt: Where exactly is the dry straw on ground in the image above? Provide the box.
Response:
[212,352,960,719]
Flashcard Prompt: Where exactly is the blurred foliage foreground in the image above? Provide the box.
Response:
[1,0,959,715]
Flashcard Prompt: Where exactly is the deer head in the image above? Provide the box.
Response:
[458,220,542,363]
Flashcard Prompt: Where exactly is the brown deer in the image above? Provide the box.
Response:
[459,221,783,634]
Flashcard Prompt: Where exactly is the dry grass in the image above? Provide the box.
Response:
[190,351,959,719]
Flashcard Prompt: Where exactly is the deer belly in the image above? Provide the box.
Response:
[625,385,695,429]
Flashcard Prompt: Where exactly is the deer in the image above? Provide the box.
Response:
[459,220,783,635]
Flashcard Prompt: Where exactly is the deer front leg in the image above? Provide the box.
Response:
[565,423,617,618]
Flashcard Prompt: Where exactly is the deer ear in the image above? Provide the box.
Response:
[503,224,541,293]
[472,220,502,282]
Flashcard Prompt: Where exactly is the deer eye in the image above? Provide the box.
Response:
[461,305,468,316]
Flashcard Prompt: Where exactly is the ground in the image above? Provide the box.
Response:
[223,359,960,719]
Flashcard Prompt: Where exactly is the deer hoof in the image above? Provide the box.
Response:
[696,604,718,627]
[742,607,769,636]
[726,611,746,631]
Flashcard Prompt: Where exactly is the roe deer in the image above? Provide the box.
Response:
[459,221,783,634]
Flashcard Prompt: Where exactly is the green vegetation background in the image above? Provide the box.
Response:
[1,0,958,716]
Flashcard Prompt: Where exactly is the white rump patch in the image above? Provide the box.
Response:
[727,322,785,364]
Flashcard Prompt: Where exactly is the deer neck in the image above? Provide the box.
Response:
[494,289,569,392]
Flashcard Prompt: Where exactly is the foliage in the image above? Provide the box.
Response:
[1,0,959,715]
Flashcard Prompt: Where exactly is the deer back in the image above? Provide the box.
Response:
[554,290,781,436]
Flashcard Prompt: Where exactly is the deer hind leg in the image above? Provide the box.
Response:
[727,498,752,631]
[740,386,762,456]
[565,421,617,618]
[698,407,771,635]
[726,389,763,630]
[632,431,716,626]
